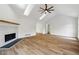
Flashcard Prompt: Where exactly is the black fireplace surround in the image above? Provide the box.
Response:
[5,33,16,42]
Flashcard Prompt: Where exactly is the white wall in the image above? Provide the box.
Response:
[17,17,37,38]
[36,22,49,34]
[0,4,18,21]
[46,14,78,37]
[78,17,79,39]
[36,22,45,33]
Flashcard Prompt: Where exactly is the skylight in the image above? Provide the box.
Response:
[40,13,47,20]
[24,4,35,16]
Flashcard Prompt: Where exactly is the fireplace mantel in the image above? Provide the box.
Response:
[0,20,20,25]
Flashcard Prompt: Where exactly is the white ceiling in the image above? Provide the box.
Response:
[9,4,79,21]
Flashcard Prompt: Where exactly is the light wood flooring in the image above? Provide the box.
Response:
[0,34,79,55]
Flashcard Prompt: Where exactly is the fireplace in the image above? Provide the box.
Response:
[5,33,16,42]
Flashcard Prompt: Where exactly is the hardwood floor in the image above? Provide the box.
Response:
[0,34,79,55]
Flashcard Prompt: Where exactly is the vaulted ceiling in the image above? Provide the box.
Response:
[9,4,79,21]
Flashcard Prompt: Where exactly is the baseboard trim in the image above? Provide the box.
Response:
[50,34,77,40]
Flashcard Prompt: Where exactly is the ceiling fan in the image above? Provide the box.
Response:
[40,4,54,14]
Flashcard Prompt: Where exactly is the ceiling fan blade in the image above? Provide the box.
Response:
[48,11,51,13]
[48,6,54,10]
[47,10,51,13]
[45,4,47,9]
[48,9,54,11]
[40,7,45,10]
